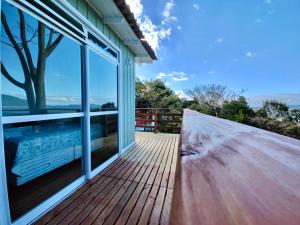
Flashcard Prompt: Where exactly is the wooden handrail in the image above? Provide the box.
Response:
[135,108,183,133]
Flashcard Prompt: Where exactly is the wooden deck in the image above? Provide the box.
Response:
[170,109,300,225]
[35,132,179,225]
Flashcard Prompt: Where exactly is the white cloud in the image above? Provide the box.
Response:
[171,72,189,81]
[175,90,191,99]
[208,70,216,75]
[245,51,255,58]
[162,0,178,22]
[193,3,200,10]
[159,27,172,39]
[177,25,182,30]
[217,37,223,43]
[156,72,167,79]
[156,71,189,82]
[163,1,175,18]
[125,0,143,18]
[46,96,81,105]
[172,76,188,81]
[126,0,173,51]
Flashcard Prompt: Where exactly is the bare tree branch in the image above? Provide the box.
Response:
[46,34,63,57]
[36,22,46,83]
[19,9,35,74]
[1,11,30,77]
[46,29,54,48]
[1,63,24,89]
[1,39,15,48]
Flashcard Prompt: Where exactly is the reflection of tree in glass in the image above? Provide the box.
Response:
[1,9,63,114]
[101,102,117,111]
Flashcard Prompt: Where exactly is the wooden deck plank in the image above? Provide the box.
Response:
[68,177,119,224]
[117,138,162,180]
[124,184,153,225]
[35,132,179,225]
[148,186,167,225]
[105,182,145,225]
[144,137,171,185]
[136,185,160,225]
[160,188,173,225]
[104,141,149,177]
[80,179,128,224]
[47,176,115,225]
[131,136,169,183]
[92,181,137,225]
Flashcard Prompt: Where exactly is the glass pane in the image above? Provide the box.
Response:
[91,114,118,170]
[89,50,118,112]
[3,118,83,221]
[1,1,82,116]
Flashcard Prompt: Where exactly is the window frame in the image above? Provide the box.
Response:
[0,0,123,224]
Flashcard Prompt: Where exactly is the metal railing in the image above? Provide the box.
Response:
[135,108,183,133]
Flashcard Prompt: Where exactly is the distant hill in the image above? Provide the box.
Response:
[252,105,300,111]
[1,94,27,106]
[289,105,300,110]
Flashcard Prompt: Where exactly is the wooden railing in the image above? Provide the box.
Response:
[135,108,183,133]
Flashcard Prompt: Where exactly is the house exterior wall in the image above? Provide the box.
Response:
[0,0,138,223]
[66,0,136,149]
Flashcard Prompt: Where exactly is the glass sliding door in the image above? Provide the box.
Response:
[89,49,119,170]
[1,1,84,221]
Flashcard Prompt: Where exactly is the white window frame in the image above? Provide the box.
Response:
[0,0,124,224]
[87,44,120,178]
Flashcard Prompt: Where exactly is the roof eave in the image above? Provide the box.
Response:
[86,0,156,61]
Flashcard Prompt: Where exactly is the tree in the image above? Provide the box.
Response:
[185,84,244,116]
[220,96,255,123]
[135,78,150,108]
[290,109,300,123]
[135,79,181,110]
[256,108,268,118]
[262,100,289,121]
[1,9,63,114]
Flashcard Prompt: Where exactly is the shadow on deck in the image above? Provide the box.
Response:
[35,132,179,225]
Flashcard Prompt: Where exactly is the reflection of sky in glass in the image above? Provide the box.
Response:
[89,50,118,110]
[1,2,81,107]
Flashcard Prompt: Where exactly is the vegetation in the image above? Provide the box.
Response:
[136,79,300,139]
[136,78,181,111]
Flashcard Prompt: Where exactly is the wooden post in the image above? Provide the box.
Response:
[154,109,158,133]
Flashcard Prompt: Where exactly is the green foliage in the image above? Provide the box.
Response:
[290,109,300,123]
[182,100,215,115]
[233,109,245,123]
[262,100,289,120]
[135,78,182,110]
[219,96,255,123]
[185,84,245,116]
[256,108,268,118]
[248,117,300,140]
[136,80,300,139]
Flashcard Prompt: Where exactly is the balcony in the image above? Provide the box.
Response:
[36,109,300,225]
[35,132,179,225]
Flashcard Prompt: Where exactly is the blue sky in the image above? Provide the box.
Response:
[126,0,300,106]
